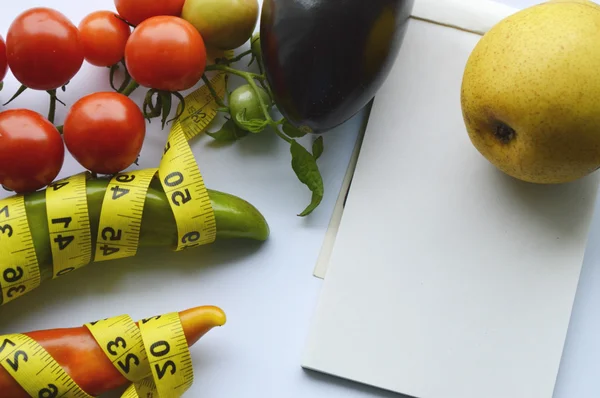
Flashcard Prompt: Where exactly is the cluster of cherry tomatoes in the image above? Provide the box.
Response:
[0,0,257,194]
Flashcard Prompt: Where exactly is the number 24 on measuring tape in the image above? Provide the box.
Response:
[94,170,157,262]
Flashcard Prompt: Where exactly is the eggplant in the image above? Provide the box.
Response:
[259,0,415,134]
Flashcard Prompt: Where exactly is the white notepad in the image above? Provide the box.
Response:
[302,2,600,398]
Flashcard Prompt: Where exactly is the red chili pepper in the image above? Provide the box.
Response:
[0,305,226,397]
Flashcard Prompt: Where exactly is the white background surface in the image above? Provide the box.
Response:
[0,1,598,398]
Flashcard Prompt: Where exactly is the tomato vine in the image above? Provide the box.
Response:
[0,7,325,216]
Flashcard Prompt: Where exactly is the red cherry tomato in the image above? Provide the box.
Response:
[63,92,146,175]
[114,0,185,26]
[79,10,131,67]
[125,16,207,91]
[0,109,64,193]
[6,7,84,90]
[0,36,7,83]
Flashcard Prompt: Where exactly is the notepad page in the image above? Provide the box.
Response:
[302,16,600,398]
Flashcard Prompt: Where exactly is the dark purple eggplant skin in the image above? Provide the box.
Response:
[259,0,414,134]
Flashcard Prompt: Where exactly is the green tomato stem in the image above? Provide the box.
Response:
[114,14,136,28]
[245,77,291,142]
[250,34,264,73]
[274,128,293,143]
[273,125,293,143]
[260,79,274,100]
[204,64,265,82]
[201,75,227,108]
[253,51,265,77]
[47,89,58,124]
[120,79,140,97]
[222,49,254,64]
[2,84,27,106]
[109,69,118,91]
[109,63,122,92]
[160,91,172,129]
[142,88,162,121]
[168,91,186,125]
[204,64,291,143]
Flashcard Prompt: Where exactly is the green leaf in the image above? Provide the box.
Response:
[290,140,324,216]
[312,136,324,160]
[282,121,307,138]
[235,109,269,133]
[206,119,249,142]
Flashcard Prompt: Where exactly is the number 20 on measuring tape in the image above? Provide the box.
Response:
[164,171,192,207]
[163,168,202,247]
[159,125,217,252]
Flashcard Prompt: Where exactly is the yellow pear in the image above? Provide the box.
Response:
[460,0,600,184]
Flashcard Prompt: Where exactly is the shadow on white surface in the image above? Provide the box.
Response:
[0,239,268,328]
[553,185,600,398]
[488,165,600,238]
[303,369,413,398]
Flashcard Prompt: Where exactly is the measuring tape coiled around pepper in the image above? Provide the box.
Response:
[84,314,150,383]
[0,196,41,304]
[94,168,159,261]
[46,171,93,278]
[84,312,193,398]
[0,306,225,397]
[0,68,229,307]
[0,333,94,398]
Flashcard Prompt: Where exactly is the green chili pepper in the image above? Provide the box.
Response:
[0,175,269,305]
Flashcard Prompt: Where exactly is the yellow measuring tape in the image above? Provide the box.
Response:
[0,59,231,396]
[0,196,41,304]
[85,314,149,383]
[85,312,193,398]
[0,333,93,398]
[94,168,157,261]
[0,311,192,397]
[159,121,217,251]
[137,312,194,396]
[0,69,226,293]
[46,172,93,277]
